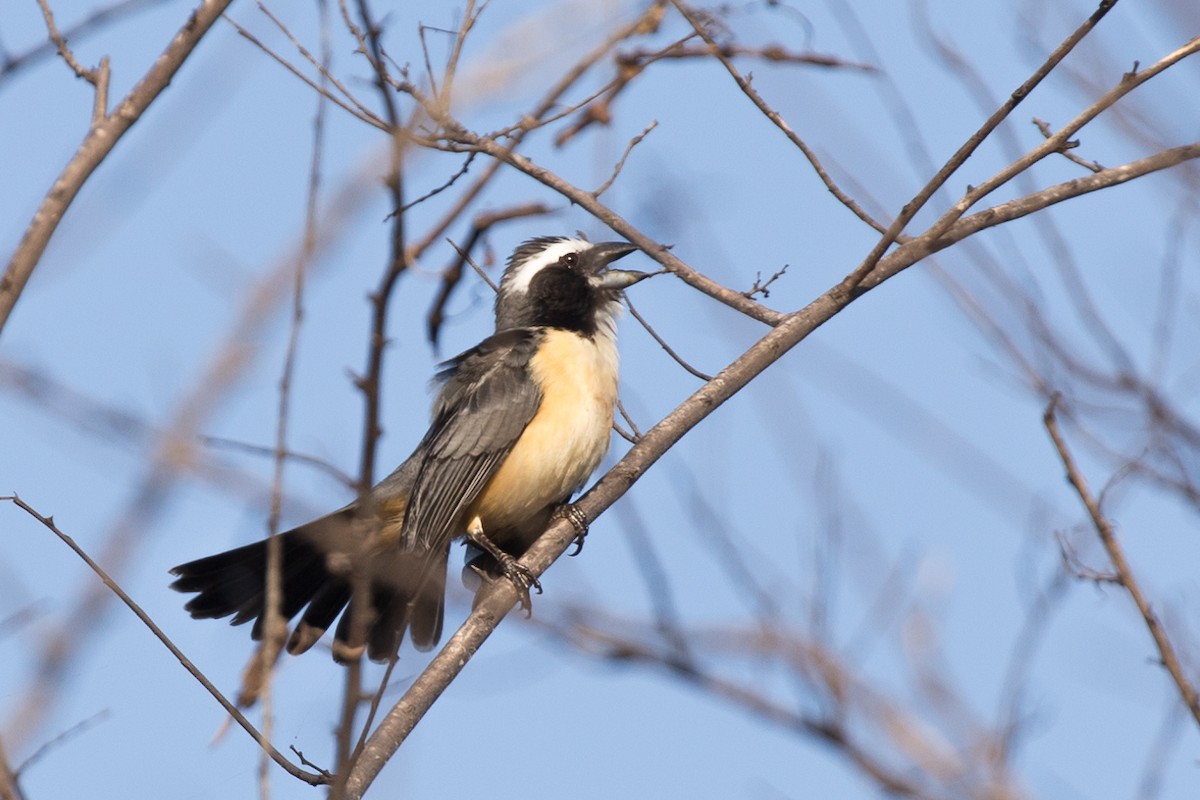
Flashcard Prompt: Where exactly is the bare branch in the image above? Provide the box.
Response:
[444,132,787,326]
[427,202,554,345]
[618,42,878,71]
[842,0,1121,289]
[36,0,102,84]
[670,0,887,235]
[921,34,1200,248]
[1043,398,1200,729]
[1032,117,1104,172]
[592,121,657,199]
[625,296,713,382]
[2,495,326,786]
[0,0,168,84]
[0,0,238,338]
[862,142,1200,290]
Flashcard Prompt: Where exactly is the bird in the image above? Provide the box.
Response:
[169,237,649,663]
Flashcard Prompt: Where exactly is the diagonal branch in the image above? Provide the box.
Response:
[2,495,326,786]
[0,0,236,338]
[861,141,1200,290]
[343,237,873,797]
[1042,398,1200,729]
[342,130,1200,799]
[670,0,886,235]
[842,0,1121,289]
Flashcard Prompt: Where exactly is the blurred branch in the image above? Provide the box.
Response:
[0,736,24,800]
[0,0,166,85]
[346,117,1200,787]
[618,42,878,71]
[541,612,1016,800]
[14,710,110,779]
[427,202,554,346]
[254,6,334,793]
[3,155,377,752]
[334,0,413,790]
[1042,397,1200,729]
[0,0,237,337]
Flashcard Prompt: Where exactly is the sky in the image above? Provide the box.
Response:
[2,0,1200,798]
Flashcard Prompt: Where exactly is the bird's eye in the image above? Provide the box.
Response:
[561,252,579,269]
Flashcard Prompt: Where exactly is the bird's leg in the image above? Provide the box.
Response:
[553,503,590,556]
[465,516,542,613]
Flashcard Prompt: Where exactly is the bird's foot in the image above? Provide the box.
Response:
[492,551,542,616]
[465,520,542,616]
[554,503,590,556]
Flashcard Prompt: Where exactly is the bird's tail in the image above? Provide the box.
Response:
[169,511,446,662]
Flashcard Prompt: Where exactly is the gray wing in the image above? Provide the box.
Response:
[400,328,543,552]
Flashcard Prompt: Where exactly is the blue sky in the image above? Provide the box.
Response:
[3,0,1199,797]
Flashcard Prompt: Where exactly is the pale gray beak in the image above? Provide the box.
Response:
[589,241,648,289]
[596,268,650,290]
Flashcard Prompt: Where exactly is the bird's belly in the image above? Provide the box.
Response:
[471,328,618,530]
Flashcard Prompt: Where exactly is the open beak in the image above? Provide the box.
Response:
[589,241,649,289]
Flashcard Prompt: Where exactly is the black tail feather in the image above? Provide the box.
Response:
[170,515,445,663]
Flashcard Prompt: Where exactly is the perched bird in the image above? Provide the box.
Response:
[170,237,648,662]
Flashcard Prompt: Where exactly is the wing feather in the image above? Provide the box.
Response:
[400,328,543,551]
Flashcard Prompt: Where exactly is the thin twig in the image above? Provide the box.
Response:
[670,0,886,235]
[1032,117,1104,172]
[1,0,166,84]
[626,296,712,381]
[447,237,497,293]
[1,495,326,785]
[616,398,643,440]
[394,153,476,217]
[15,710,110,777]
[1043,397,1200,729]
[36,0,101,84]
[226,11,387,131]
[593,121,657,198]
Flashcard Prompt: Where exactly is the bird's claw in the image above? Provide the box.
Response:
[555,504,590,556]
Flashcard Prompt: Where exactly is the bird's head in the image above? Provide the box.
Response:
[495,237,648,333]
